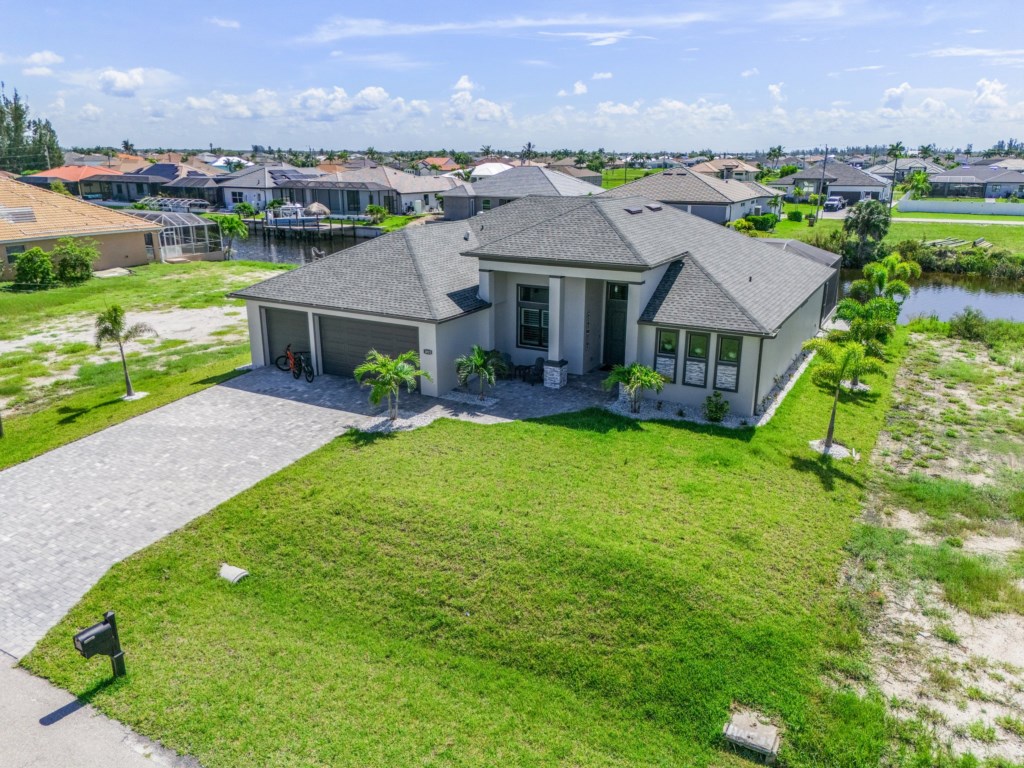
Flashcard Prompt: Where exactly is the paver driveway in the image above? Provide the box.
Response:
[0,367,610,658]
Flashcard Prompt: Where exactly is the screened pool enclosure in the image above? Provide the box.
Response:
[124,210,222,260]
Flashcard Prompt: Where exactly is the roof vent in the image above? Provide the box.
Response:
[624,206,643,215]
[0,205,37,224]
[645,204,663,212]
[463,230,470,241]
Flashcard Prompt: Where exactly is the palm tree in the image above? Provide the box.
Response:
[802,339,884,454]
[521,141,535,162]
[843,200,890,263]
[829,297,899,386]
[602,362,665,414]
[95,305,156,399]
[480,144,493,157]
[905,170,931,200]
[887,141,905,207]
[918,143,934,159]
[767,144,784,169]
[211,214,249,257]
[121,139,135,155]
[455,345,508,399]
[574,150,588,167]
[848,253,921,306]
[354,350,431,420]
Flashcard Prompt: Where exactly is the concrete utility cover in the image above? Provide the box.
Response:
[723,708,781,762]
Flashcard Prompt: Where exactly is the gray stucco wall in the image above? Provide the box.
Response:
[756,284,825,410]
[443,196,474,221]
[434,311,490,393]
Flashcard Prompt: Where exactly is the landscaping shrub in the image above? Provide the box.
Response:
[13,247,55,288]
[745,213,778,232]
[702,391,730,422]
[51,237,99,286]
[730,218,756,235]
[787,210,803,222]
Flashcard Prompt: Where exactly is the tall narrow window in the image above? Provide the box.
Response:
[482,199,492,211]
[714,336,742,392]
[682,332,709,387]
[654,329,679,382]
[517,285,549,350]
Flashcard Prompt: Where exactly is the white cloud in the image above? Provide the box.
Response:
[74,67,180,98]
[77,103,102,121]
[597,100,641,116]
[22,67,54,77]
[540,30,651,46]
[766,0,850,21]
[184,96,216,110]
[741,67,759,77]
[924,46,1024,58]
[453,75,476,92]
[592,72,613,80]
[206,17,241,29]
[523,59,552,67]
[329,51,423,70]
[97,68,147,97]
[972,78,1008,112]
[573,81,587,95]
[881,81,911,110]
[25,50,63,66]
[445,78,509,126]
[768,82,785,102]
[845,64,883,72]
[303,12,714,43]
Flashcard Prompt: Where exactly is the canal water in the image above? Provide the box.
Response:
[229,236,358,266]
[840,270,1023,323]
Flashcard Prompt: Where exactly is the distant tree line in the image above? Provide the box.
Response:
[0,85,63,174]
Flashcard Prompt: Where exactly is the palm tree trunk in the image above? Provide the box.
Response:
[118,341,135,398]
[825,385,840,451]
[479,372,486,400]
[391,389,398,420]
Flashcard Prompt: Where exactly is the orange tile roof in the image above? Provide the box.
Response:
[0,177,159,244]
[29,165,124,182]
[420,157,461,170]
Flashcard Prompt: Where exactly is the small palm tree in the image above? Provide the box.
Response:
[802,339,884,454]
[887,141,905,206]
[905,170,931,200]
[354,350,431,420]
[843,200,890,263]
[848,253,922,306]
[455,345,507,399]
[830,297,899,386]
[211,214,249,257]
[95,305,156,399]
[602,362,665,414]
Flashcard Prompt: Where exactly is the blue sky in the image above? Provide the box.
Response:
[1,0,1022,152]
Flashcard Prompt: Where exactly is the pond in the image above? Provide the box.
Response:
[228,235,358,266]
[841,270,1024,323]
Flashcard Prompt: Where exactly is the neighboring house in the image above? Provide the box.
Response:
[777,155,807,169]
[417,157,461,175]
[232,195,836,418]
[443,166,597,220]
[988,158,1024,172]
[210,156,254,169]
[549,165,603,186]
[464,162,514,180]
[925,166,1024,198]
[690,158,761,182]
[217,164,322,210]
[865,157,946,181]
[0,176,161,279]
[985,170,1024,198]
[275,165,463,215]
[160,175,222,206]
[20,165,124,198]
[770,163,891,202]
[844,155,876,170]
[600,169,780,224]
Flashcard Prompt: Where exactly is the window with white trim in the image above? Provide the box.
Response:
[714,336,742,392]
[517,285,549,350]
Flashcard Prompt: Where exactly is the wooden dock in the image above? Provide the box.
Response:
[245,218,381,243]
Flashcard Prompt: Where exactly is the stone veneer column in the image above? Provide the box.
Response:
[544,276,567,389]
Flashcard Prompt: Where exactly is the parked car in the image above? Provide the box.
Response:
[823,196,847,212]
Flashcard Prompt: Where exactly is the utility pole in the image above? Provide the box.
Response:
[816,145,829,223]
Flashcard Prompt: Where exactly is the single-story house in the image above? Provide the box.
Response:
[464,162,513,180]
[865,157,946,181]
[217,164,322,210]
[20,165,125,199]
[274,166,464,215]
[549,165,603,186]
[984,170,1024,198]
[442,166,598,220]
[232,195,837,419]
[770,163,891,203]
[0,176,161,279]
[416,157,461,175]
[599,169,780,224]
[689,158,761,182]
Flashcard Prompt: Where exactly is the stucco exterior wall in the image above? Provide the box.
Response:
[1,231,158,281]
[433,311,490,393]
[442,196,474,221]
[756,284,824,412]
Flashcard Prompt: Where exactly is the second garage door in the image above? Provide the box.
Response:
[318,315,420,378]
[264,307,311,363]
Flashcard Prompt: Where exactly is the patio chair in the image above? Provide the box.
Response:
[500,352,514,379]
[527,356,545,386]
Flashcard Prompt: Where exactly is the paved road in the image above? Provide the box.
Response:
[0,653,197,767]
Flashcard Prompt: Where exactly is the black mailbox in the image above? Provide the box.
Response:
[72,611,126,677]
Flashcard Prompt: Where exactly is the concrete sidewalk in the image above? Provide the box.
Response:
[0,654,196,767]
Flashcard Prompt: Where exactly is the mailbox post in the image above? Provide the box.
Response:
[72,611,126,678]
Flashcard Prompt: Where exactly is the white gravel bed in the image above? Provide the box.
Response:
[439,390,498,408]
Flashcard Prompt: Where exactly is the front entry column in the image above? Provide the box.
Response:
[544,276,568,388]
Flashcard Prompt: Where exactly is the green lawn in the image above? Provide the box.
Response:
[602,168,665,189]
[892,209,1024,220]
[24,337,907,767]
[772,217,1024,252]
[0,261,290,468]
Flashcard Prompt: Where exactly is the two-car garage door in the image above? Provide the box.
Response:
[318,316,420,378]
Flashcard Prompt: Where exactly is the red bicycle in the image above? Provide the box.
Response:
[274,344,314,382]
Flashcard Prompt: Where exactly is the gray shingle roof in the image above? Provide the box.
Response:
[600,169,777,204]
[760,238,843,268]
[772,163,888,187]
[454,166,597,199]
[230,222,488,322]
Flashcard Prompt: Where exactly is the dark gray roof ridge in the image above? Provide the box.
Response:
[592,197,663,267]
[685,254,771,335]
[402,227,441,320]
[464,196,594,255]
